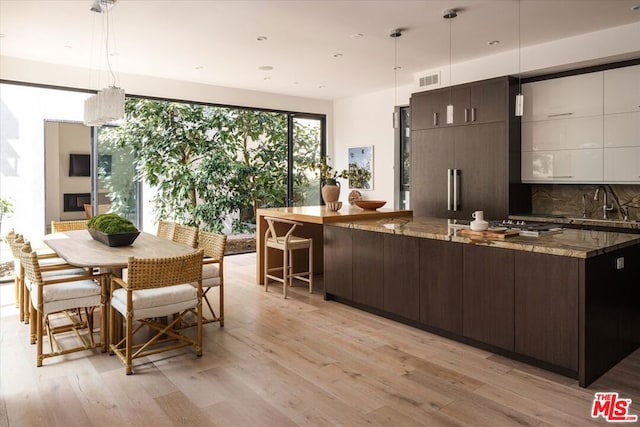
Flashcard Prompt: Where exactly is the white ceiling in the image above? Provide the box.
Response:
[1,0,639,100]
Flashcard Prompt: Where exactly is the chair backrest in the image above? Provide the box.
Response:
[51,220,89,233]
[198,230,227,260]
[19,245,43,287]
[264,217,303,242]
[84,204,111,219]
[173,224,199,248]
[7,234,24,258]
[156,220,176,240]
[125,249,204,290]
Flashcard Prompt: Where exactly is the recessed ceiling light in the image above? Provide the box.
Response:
[332,53,343,58]
[393,66,402,70]
[318,85,325,89]
[631,4,640,11]
[263,77,271,81]
[109,52,120,57]
[64,44,73,49]
[258,65,273,71]
[257,35,268,41]
[487,40,500,46]
[350,33,364,38]
[195,66,204,70]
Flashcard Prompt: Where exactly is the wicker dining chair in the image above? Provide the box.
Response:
[19,245,106,367]
[156,220,176,240]
[109,250,204,375]
[173,223,198,248]
[186,230,227,326]
[51,219,89,233]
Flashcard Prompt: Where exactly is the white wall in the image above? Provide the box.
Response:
[332,84,412,207]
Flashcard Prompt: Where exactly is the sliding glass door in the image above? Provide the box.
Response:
[290,114,325,207]
[93,126,141,226]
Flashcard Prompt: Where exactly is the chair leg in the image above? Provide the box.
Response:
[36,310,43,367]
[17,276,23,321]
[283,247,288,299]
[125,313,133,375]
[219,281,224,327]
[30,302,36,344]
[264,244,269,292]
[14,275,19,308]
[309,243,313,294]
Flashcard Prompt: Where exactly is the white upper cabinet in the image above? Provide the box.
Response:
[521,149,603,183]
[522,72,603,122]
[604,64,640,114]
[522,116,603,151]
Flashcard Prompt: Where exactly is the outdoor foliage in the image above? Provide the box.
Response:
[100,99,320,233]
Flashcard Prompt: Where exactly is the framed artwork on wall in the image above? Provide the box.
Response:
[348,146,373,190]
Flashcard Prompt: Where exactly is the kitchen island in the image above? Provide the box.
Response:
[324,217,640,387]
[256,205,412,285]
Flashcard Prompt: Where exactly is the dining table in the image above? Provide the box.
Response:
[42,230,198,340]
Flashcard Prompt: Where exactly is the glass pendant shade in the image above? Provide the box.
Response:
[446,104,454,124]
[84,86,125,126]
[515,93,524,117]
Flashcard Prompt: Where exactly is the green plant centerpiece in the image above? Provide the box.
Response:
[306,156,351,205]
[87,213,140,247]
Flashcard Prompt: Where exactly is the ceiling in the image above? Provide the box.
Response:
[1,0,639,100]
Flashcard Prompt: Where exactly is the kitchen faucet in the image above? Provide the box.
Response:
[593,186,614,219]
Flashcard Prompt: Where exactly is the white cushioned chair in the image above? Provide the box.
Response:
[19,245,106,367]
[109,250,204,375]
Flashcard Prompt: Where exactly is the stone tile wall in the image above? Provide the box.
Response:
[531,184,640,221]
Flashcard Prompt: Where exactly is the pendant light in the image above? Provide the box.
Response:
[444,9,457,124]
[515,0,524,117]
[390,28,402,128]
[84,0,125,126]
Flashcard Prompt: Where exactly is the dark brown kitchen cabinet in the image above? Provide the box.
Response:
[412,122,507,220]
[353,229,384,310]
[419,239,463,334]
[514,252,579,371]
[410,76,528,220]
[410,77,507,130]
[463,245,514,351]
[383,234,420,321]
[324,225,352,300]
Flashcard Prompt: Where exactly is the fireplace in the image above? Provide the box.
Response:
[63,193,91,212]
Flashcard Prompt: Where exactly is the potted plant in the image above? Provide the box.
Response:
[307,156,349,203]
[87,213,140,247]
[0,197,14,235]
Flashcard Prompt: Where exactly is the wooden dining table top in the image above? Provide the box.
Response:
[43,230,197,269]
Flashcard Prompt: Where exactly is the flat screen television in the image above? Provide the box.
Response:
[69,153,91,177]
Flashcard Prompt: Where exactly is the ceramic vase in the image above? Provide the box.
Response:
[321,179,341,203]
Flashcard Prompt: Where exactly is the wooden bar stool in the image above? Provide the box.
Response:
[264,217,313,299]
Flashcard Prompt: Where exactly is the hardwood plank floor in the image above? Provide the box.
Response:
[1,252,639,426]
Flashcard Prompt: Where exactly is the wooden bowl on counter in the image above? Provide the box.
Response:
[354,200,386,210]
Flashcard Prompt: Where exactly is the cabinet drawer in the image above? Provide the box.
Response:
[522,72,603,122]
[604,147,640,182]
[604,64,640,114]
[521,149,603,182]
[522,116,603,151]
[604,112,640,148]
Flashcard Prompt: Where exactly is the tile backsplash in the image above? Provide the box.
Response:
[531,184,640,221]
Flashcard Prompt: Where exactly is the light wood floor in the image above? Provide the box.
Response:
[1,252,638,426]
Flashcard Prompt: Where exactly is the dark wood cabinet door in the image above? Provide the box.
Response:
[454,122,507,220]
[419,239,463,334]
[410,90,450,130]
[324,225,352,300]
[451,86,471,126]
[469,79,507,124]
[383,234,420,321]
[353,229,384,310]
[514,252,579,371]
[463,245,514,351]
[410,128,454,218]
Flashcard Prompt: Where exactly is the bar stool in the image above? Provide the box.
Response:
[264,217,313,299]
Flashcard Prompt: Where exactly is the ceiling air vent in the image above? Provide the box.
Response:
[414,71,442,91]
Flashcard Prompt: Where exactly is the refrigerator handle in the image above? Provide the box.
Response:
[453,169,460,211]
[447,169,452,211]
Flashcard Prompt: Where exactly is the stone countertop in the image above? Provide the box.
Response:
[328,217,640,259]
[509,214,640,231]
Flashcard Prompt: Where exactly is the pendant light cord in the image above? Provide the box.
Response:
[394,34,398,107]
[518,0,521,94]
[448,14,452,104]
[104,6,117,87]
